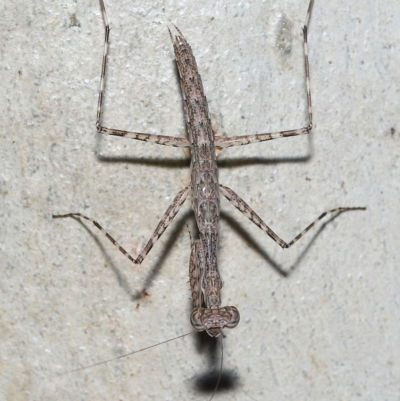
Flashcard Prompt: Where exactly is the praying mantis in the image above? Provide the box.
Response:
[53,0,365,397]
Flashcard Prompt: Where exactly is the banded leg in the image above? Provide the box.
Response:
[214,0,314,149]
[189,239,204,310]
[53,185,190,265]
[97,0,190,148]
[189,240,240,337]
[220,184,366,249]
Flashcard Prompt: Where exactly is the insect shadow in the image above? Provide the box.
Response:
[193,331,239,395]
[66,188,350,398]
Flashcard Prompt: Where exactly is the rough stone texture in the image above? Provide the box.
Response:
[1,0,399,400]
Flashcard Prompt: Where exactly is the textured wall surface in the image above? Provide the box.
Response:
[1,0,399,400]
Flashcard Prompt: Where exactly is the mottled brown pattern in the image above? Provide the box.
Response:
[54,0,365,343]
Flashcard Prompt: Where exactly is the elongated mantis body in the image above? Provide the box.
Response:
[54,0,365,343]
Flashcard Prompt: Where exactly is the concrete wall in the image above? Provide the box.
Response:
[1,0,398,400]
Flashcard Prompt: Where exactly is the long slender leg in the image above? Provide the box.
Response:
[214,0,314,149]
[96,0,190,148]
[53,186,190,265]
[220,184,366,249]
[214,127,310,149]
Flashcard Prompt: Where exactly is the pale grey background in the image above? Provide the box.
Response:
[1,0,399,400]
